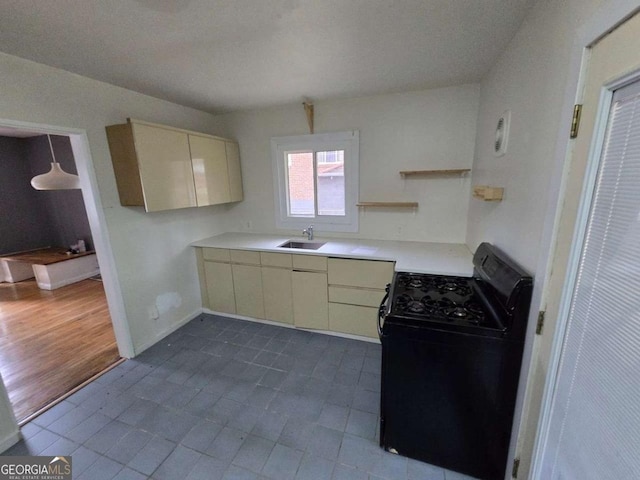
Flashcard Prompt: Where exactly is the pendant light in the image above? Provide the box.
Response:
[30,135,80,190]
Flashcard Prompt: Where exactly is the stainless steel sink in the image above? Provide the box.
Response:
[278,240,326,250]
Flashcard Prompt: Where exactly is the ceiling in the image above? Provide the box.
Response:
[0,0,533,114]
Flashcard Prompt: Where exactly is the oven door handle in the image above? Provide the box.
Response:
[378,284,390,338]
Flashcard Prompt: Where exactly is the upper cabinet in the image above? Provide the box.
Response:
[106,119,243,212]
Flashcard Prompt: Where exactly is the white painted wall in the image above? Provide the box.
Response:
[214,85,480,243]
[0,52,230,352]
[465,1,635,478]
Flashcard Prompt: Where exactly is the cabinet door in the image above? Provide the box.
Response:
[262,267,293,324]
[329,303,378,338]
[225,141,244,202]
[132,122,196,212]
[232,264,265,319]
[189,135,231,206]
[292,271,328,330]
[204,261,236,314]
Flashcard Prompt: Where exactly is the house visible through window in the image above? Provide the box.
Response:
[272,131,359,232]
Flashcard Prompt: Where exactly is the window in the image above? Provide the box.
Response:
[271,131,359,232]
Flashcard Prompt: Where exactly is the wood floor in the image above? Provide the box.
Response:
[0,278,120,422]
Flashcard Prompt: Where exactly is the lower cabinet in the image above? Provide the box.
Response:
[262,266,293,324]
[203,261,236,314]
[199,247,394,339]
[232,264,265,319]
[329,303,379,338]
[292,270,328,330]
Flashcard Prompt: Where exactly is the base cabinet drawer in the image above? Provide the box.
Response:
[329,303,378,338]
[328,258,394,289]
[204,261,236,314]
[328,286,383,308]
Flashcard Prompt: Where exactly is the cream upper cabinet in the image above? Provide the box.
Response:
[106,119,243,212]
[189,134,231,206]
[225,141,244,203]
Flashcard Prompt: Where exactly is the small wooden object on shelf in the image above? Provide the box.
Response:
[356,202,419,208]
[473,186,504,202]
[399,168,471,177]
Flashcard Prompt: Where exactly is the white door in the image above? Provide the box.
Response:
[532,12,640,480]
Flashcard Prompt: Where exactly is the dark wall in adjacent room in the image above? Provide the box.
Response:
[0,135,93,256]
[0,136,55,254]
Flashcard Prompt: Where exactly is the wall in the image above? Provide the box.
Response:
[0,52,230,351]
[214,85,480,243]
[0,136,54,254]
[465,0,623,478]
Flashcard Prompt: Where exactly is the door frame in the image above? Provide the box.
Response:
[529,4,640,478]
[0,117,135,359]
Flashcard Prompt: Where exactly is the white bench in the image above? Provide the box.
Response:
[0,248,99,290]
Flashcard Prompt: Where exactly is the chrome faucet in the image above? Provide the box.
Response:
[302,225,314,240]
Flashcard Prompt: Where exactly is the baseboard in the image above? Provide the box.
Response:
[134,309,204,355]
[36,268,100,290]
[0,429,21,454]
[202,308,380,344]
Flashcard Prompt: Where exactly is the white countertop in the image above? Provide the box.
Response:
[191,232,473,276]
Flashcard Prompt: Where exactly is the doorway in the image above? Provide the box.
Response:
[0,120,132,425]
[531,11,640,479]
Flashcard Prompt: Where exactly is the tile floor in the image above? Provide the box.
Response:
[2,314,476,480]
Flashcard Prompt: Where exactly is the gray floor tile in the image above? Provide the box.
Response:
[317,404,349,432]
[345,409,377,440]
[306,425,342,461]
[112,467,149,480]
[185,454,229,480]
[181,419,223,453]
[251,411,287,442]
[231,434,274,473]
[137,405,198,443]
[70,445,101,476]
[331,464,368,480]
[407,458,446,479]
[39,437,80,456]
[66,412,112,443]
[117,398,158,426]
[295,453,334,480]
[206,426,247,462]
[444,469,479,480]
[77,454,124,480]
[127,435,176,476]
[31,401,75,427]
[47,406,95,435]
[223,464,259,480]
[8,316,452,480]
[261,443,303,480]
[352,389,379,414]
[278,417,314,450]
[105,429,153,464]
[19,422,42,439]
[153,445,201,480]
[23,429,62,455]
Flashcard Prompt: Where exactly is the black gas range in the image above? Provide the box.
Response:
[379,243,533,480]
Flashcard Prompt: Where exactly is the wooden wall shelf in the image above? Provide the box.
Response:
[357,202,419,208]
[400,168,471,177]
[473,186,504,202]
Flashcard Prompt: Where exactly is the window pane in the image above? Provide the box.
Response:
[316,150,345,216]
[287,152,315,216]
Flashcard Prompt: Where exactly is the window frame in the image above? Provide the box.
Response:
[271,130,359,233]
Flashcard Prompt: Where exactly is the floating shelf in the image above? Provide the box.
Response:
[357,202,419,208]
[473,186,504,202]
[400,168,471,177]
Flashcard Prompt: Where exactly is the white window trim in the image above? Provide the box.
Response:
[271,130,359,233]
